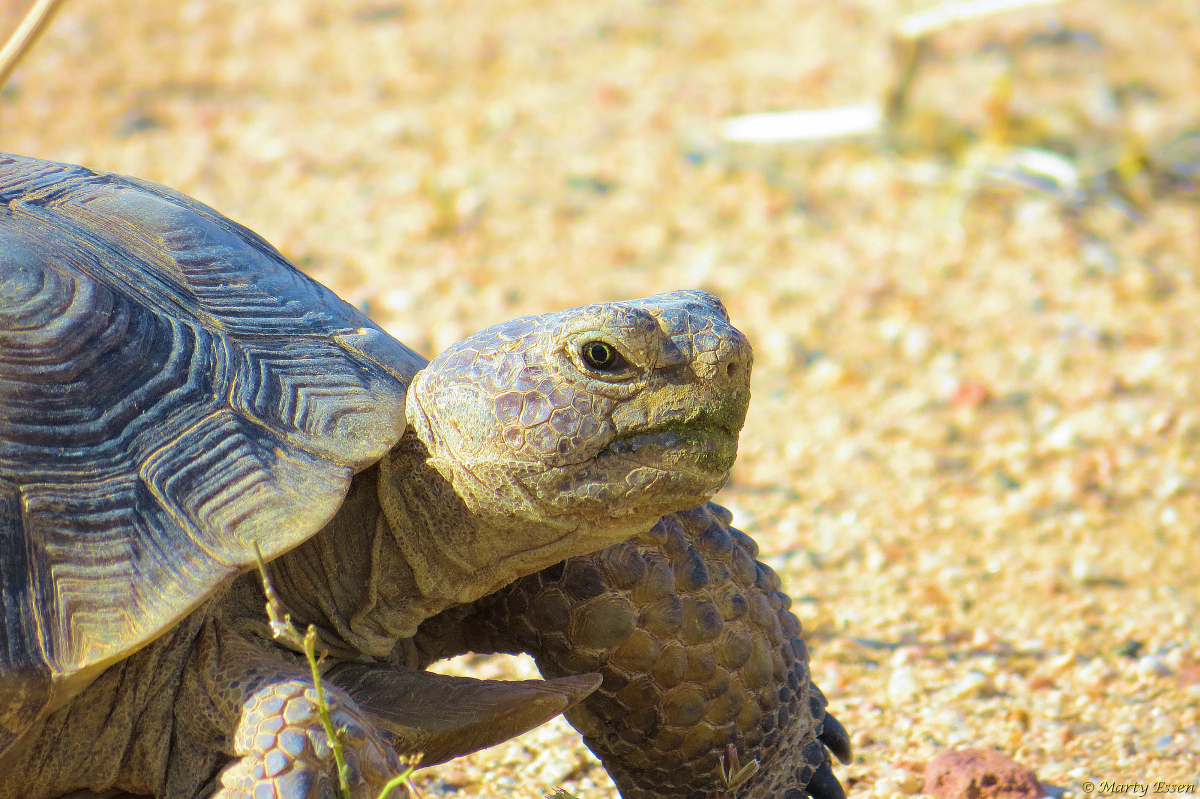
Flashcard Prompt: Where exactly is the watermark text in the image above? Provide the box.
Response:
[1081,782,1198,795]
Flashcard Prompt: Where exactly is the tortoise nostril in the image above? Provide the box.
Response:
[726,361,742,381]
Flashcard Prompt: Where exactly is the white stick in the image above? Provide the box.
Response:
[898,0,1063,39]
[721,104,883,143]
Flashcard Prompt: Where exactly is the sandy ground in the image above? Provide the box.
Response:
[3,0,1199,796]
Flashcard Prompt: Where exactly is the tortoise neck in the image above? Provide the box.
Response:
[252,430,479,660]
[261,422,658,662]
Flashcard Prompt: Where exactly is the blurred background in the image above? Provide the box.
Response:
[2,0,1198,795]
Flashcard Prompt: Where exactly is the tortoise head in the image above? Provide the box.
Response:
[405,290,752,540]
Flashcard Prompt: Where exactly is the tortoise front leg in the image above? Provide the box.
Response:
[196,630,404,799]
[199,624,601,799]
[413,502,851,799]
[212,675,403,799]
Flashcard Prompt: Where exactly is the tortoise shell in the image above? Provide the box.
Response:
[0,153,425,755]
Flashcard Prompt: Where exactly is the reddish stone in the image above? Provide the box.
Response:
[1178,664,1200,687]
[924,749,1042,799]
[950,379,992,409]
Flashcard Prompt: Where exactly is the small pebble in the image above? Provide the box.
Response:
[896,771,924,794]
[1136,655,1172,678]
[807,358,846,387]
[1164,648,1189,671]
[1177,665,1200,687]
[888,667,921,700]
[528,747,582,784]
[875,776,902,798]
[950,379,991,408]
[944,671,996,700]
[891,647,920,667]
[924,748,1042,799]
[1069,557,1110,586]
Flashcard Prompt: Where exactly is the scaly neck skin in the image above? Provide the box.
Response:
[371,418,663,627]
[250,430,471,661]
[394,388,676,598]
[256,427,657,664]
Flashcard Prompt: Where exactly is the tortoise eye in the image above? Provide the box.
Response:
[580,341,623,371]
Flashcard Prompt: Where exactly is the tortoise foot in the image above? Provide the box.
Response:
[214,677,403,799]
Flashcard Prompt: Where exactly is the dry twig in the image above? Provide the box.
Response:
[0,0,68,90]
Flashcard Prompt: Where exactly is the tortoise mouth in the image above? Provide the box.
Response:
[604,419,740,477]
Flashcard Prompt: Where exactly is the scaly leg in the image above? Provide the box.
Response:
[185,626,403,799]
[212,674,403,799]
[412,502,852,799]
[197,622,601,799]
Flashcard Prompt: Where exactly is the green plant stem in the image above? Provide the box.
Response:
[377,754,423,799]
[258,545,422,799]
[303,625,353,799]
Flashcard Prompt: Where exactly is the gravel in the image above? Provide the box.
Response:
[3,0,1197,795]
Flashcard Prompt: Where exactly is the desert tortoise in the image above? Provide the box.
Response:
[0,152,850,799]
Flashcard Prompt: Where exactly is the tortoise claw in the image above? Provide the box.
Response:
[804,761,847,799]
[819,711,853,764]
[330,663,603,766]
